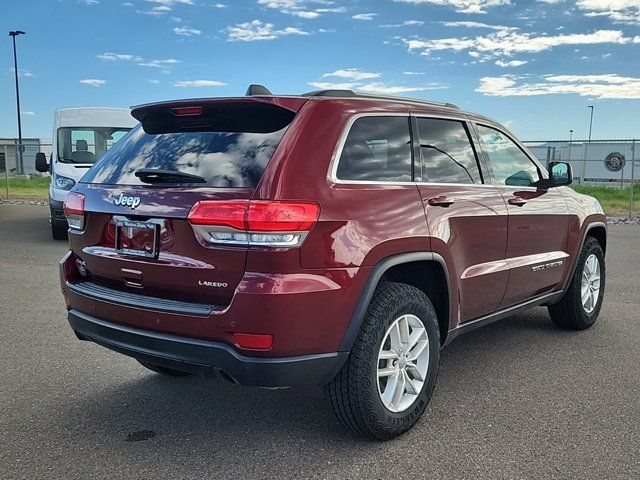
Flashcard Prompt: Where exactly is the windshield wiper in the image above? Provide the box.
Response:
[135,168,207,184]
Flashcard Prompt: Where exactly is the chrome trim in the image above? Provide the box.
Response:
[461,251,569,279]
[328,112,411,186]
[328,112,480,186]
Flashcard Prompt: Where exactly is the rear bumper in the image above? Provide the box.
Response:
[68,309,348,387]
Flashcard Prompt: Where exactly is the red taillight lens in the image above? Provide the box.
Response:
[246,201,319,232]
[188,200,319,247]
[232,333,273,350]
[188,200,248,230]
[170,106,203,116]
[63,192,85,230]
[188,201,319,232]
[63,192,85,216]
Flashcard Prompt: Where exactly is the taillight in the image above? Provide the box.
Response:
[63,192,85,230]
[188,200,319,247]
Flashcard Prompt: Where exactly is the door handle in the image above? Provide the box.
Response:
[427,196,455,207]
[508,196,528,206]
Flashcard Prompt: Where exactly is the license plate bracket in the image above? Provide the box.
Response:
[115,220,159,258]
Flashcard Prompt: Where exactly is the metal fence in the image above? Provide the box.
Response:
[1,138,638,217]
[523,139,638,218]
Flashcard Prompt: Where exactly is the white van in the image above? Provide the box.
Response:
[36,107,138,239]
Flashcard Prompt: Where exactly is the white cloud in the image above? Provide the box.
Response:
[308,80,447,94]
[122,2,134,6]
[404,29,631,59]
[476,73,640,98]
[440,20,514,30]
[381,20,425,27]
[576,0,640,25]
[308,81,361,90]
[138,58,181,67]
[358,82,433,94]
[403,71,425,75]
[97,52,142,61]
[353,13,378,20]
[257,1,345,19]
[11,68,34,78]
[213,3,227,7]
[393,0,510,14]
[145,0,193,5]
[22,111,35,116]
[226,20,308,41]
[173,26,201,36]
[79,79,106,87]
[495,59,528,67]
[174,80,227,87]
[149,79,160,84]
[322,68,381,80]
[83,0,99,5]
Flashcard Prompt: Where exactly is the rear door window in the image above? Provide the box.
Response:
[81,124,289,188]
[336,116,412,182]
[415,118,482,184]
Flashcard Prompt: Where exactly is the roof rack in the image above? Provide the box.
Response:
[302,89,459,109]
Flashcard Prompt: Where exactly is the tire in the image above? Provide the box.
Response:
[51,217,68,240]
[326,282,440,440]
[548,237,605,330]
[137,360,192,377]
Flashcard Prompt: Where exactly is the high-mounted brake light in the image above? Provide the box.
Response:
[188,200,319,247]
[63,192,85,230]
[170,106,203,116]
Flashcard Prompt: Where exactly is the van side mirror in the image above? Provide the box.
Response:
[35,152,49,173]
[549,161,572,187]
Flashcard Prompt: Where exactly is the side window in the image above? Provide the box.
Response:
[477,125,540,187]
[336,116,411,182]
[416,118,481,184]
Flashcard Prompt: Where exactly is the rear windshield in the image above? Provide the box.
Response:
[81,123,289,188]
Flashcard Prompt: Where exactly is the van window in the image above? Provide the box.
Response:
[336,116,412,182]
[57,127,131,164]
[416,118,481,184]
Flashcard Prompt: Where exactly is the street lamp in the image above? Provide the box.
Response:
[587,105,594,143]
[569,129,573,143]
[9,30,26,175]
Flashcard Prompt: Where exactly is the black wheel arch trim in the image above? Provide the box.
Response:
[338,251,451,352]
[562,221,607,293]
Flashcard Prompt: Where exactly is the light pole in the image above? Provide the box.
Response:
[9,30,26,175]
[569,129,573,143]
[587,105,594,143]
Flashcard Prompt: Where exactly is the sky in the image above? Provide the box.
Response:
[2,0,640,141]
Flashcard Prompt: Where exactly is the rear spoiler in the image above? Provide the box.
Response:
[131,97,308,135]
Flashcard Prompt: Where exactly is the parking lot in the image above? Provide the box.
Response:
[1,204,638,480]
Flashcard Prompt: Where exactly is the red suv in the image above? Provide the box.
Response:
[60,86,606,439]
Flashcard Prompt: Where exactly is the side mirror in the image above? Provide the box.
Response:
[35,152,49,173]
[549,161,572,187]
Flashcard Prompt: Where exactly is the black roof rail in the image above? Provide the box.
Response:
[302,89,459,109]
[246,84,273,96]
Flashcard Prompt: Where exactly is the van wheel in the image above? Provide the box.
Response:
[51,217,68,240]
[137,360,192,377]
[548,237,605,330]
[326,282,440,440]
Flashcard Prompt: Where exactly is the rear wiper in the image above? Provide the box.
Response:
[135,168,207,184]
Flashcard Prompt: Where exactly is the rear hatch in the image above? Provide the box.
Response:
[68,97,306,307]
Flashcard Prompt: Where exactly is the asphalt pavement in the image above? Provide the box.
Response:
[1,204,638,479]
